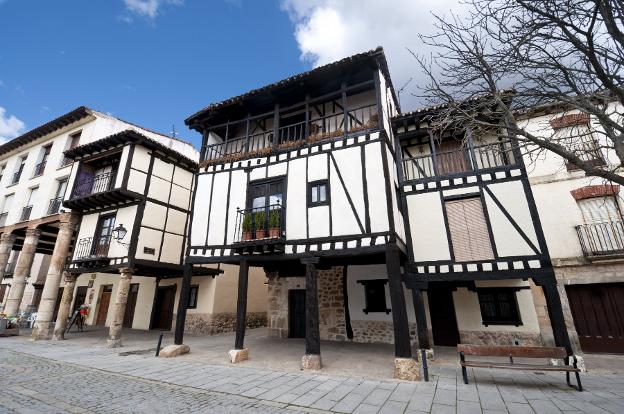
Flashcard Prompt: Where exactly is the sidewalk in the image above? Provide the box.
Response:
[2,331,624,413]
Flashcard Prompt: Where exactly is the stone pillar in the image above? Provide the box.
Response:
[386,245,420,381]
[539,277,573,354]
[52,272,78,340]
[32,213,79,340]
[107,267,133,348]
[529,279,556,346]
[301,257,321,370]
[4,228,40,316]
[228,260,249,363]
[0,233,16,279]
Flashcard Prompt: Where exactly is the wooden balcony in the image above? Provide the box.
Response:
[401,139,517,182]
[64,170,138,211]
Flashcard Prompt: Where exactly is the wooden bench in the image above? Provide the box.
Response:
[458,344,582,391]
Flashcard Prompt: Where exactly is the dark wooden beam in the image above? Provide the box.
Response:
[302,257,321,356]
[234,259,249,350]
[386,245,412,358]
[174,264,193,345]
[411,287,430,349]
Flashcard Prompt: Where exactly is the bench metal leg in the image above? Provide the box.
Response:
[575,371,583,392]
[459,352,469,384]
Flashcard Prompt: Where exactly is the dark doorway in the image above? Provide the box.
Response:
[73,286,88,313]
[96,285,113,326]
[428,285,460,346]
[567,283,624,354]
[151,285,176,331]
[289,289,306,338]
[123,284,140,328]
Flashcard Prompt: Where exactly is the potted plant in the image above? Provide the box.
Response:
[242,212,253,241]
[268,209,281,238]
[255,210,267,239]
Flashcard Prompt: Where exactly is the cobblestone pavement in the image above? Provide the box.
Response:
[1,337,624,413]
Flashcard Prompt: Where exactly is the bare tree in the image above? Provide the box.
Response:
[414,0,624,184]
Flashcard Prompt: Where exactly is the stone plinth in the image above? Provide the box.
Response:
[550,355,586,372]
[228,348,248,363]
[301,354,322,370]
[107,338,122,348]
[159,344,190,358]
[418,349,434,361]
[394,358,420,381]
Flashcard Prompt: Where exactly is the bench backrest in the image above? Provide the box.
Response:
[457,344,567,359]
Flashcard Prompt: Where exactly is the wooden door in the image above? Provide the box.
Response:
[428,286,461,346]
[289,289,306,338]
[123,284,139,328]
[567,283,624,353]
[96,286,113,326]
[151,286,176,331]
[436,140,470,175]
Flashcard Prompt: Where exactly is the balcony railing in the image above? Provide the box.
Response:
[4,261,15,278]
[0,212,7,227]
[402,139,517,181]
[19,205,32,222]
[74,236,112,260]
[234,204,285,243]
[33,161,46,177]
[11,171,22,185]
[203,103,378,161]
[71,170,117,199]
[60,156,73,167]
[576,220,624,257]
[47,197,63,215]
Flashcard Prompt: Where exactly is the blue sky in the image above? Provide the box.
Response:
[0,0,458,148]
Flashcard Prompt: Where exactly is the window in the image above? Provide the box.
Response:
[34,144,52,176]
[477,288,522,326]
[0,164,5,184]
[308,180,329,207]
[578,196,622,224]
[62,132,81,166]
[445,196,494,262]
[358,279,391,314]
[188,285,199,309]
[553,123,604,171]
[92,214,116,256]
[12,156,27,184]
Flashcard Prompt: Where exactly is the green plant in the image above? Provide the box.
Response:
[269,209,281,228]
[254,211,266,229]
[242,212,253,232]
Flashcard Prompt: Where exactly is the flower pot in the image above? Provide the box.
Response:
[242,231,253,241]
[268,228,281,238]
[255,230,266,239]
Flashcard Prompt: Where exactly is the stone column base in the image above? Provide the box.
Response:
[301,353,322,370]
[550,355,586,372]
[31,322,54,341]
[159,344,190,358]
[394,358,421,381]
[228,348,249,363]
[107,338,122,348]
[52,330,66,341]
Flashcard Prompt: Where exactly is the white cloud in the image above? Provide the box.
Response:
[122,0,183,20]
[0,107,25,143]
[280,0,462,110]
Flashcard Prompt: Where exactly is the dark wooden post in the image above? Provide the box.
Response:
[341,81,348,136]
[428,128,439,176]
[174,264,192,345]
[410,286,430,350]
[539,277,573,355]
[304,94,310,140]
[386,245,412,358]
[302,257,321,356]
[245,116,251,152]
[273,103,280,147]
[234,259,249,350]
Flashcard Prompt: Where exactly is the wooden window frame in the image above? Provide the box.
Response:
[188,285,199,309]
[357,279,391,314]
[308,179,330,207]
[477,288,522,326]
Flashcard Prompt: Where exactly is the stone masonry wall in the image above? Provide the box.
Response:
[173,312,267,336]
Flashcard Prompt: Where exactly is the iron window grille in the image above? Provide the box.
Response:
[188,285,199,309]
[477,288,522,326]
[358,279,391,314]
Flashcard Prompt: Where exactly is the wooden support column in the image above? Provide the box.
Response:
[341,81,348,136]
[52,272,78,340]
[174,264,193,346]
[4,228,40,316]
[301,257,321,370]
[273,103,280,146]
[107,267,133,348]
[410,287,430,350]
[536,275,573,355]
[386,245,421,381]
[228,259,249,363]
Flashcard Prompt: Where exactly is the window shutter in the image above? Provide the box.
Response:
[578,197,619,224]
[446,197,494,261]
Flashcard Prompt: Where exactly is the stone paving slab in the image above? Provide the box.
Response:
[1,337,624,413]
